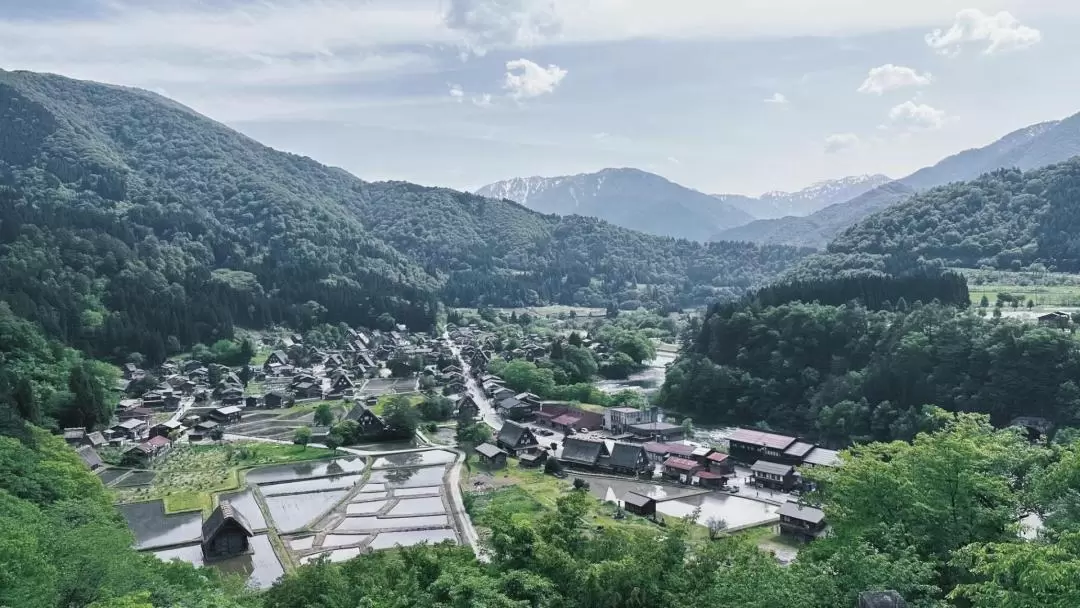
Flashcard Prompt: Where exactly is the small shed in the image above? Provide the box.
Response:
[519,450,548,468]
[76,445,104,470]
[208,406,243,424]
[475,443,508,469]
[621,491,656,517]
[201,502,254,561]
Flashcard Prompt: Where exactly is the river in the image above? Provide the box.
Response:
[595,350,678,395]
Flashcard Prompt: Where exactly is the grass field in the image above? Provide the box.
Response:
[463,460,707,542]
[968,284,1080,308]
[113,443,336,514]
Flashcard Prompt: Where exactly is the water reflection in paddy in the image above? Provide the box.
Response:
[358,483,386,493]
[300,547,362,564]
[119,501,203,550]
[392,486,441,497]
[98,468,129,485]
[334,515,449,532]
[386,497,445,515]
[244,458,366,485]
[372,450,455,469]
[264,490,348,533]
[322,534,370,548]
[367,466,447,488]
[346,500,388,515]
[369,529,456,550]
[153,534,284,590]
[219,487,267,530]
[259,474,363,496]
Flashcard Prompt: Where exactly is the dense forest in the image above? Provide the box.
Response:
[0,69,809,369]
[660,299,1080,445]
[746,270,970,311]
[824,158,1080,274]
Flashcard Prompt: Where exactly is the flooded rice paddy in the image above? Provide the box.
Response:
[243,457,366,485]
[120,501,204,549]
[264,490,349,533]
[123,449,460,574]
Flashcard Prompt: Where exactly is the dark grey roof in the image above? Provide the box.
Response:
[63,428,86,440]
[857,591,907,608]
[751,460,794,476]
[215,406,242,415]
[86,431,107,447]
[561,437,607,465]
[803,447,841,467]
[783,441,815,458]
[475,443,506,459]
[497,397,528,410]
[202,501,254,541]
[778,501,825,524]
[608,442,645,469]
[622,491,654,508]
[76,446,103,469]
[496,421,536,447]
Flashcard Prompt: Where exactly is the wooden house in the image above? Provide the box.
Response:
[751,460,797,492]
[705,451,735,475]
[662,456,702,483]
[123,435,172,466]
[76,445,104,470]
[112,418,148,441]
[496,421,539,457]
[208,406,243,424]
[604,442,649,475]
[263,350,290,371]
[63,427,87,446]
[628,422,684,441]
[330,372,355,393]
[150,419,183,439]
[560,437,609,469]
[474,443,508,469]
[778,501,827,541]
[201,502,254,561]
[621,491,656,517]
[519,450,548,468]
[345,404,387,436]
[1038,311,1071,329]
[727,428,800,464]
[264,391,286,409]
[643,442,695,464]
[456,396,481,419]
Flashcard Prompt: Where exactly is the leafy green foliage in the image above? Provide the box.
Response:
[662,300,1080,444]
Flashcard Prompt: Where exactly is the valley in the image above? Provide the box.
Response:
[6,64,1080,608]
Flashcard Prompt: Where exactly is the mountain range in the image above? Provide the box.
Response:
[715,115,1080,247]
[713,174,892,220]
[476,168,754,242]
[477,169,891,241]
[0,69,810,361]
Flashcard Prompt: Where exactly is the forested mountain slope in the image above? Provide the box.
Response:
[476,168,754,241]
[0,69,810,364]
[714,114,1080,247]
[826,158,1080,272]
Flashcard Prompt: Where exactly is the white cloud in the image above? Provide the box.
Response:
[449,83,465,101]
[667,156,681,164]
[764,93,788,104]
[445,0,561,56]
[504,58,567,99]
[472,93,494,107]
[824,133,860,153]
[926,9,1042,55]
[857,64,932,95]
[885,100,948,130]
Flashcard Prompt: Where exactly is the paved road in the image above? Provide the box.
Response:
[445,332,502,430]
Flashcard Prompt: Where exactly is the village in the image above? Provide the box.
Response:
[57,311,844,588]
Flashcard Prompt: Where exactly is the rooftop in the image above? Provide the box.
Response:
[728,428,798,450]
[663,457,700,471]
[751,460,794,476]
[778,501,826,525]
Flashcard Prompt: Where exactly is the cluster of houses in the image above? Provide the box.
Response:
[64,323,473,471]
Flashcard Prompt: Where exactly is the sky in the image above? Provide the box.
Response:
[2,1,1080,195]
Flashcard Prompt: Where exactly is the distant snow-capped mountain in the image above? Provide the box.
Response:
[476,168,755,241]
[715,174,893,220]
